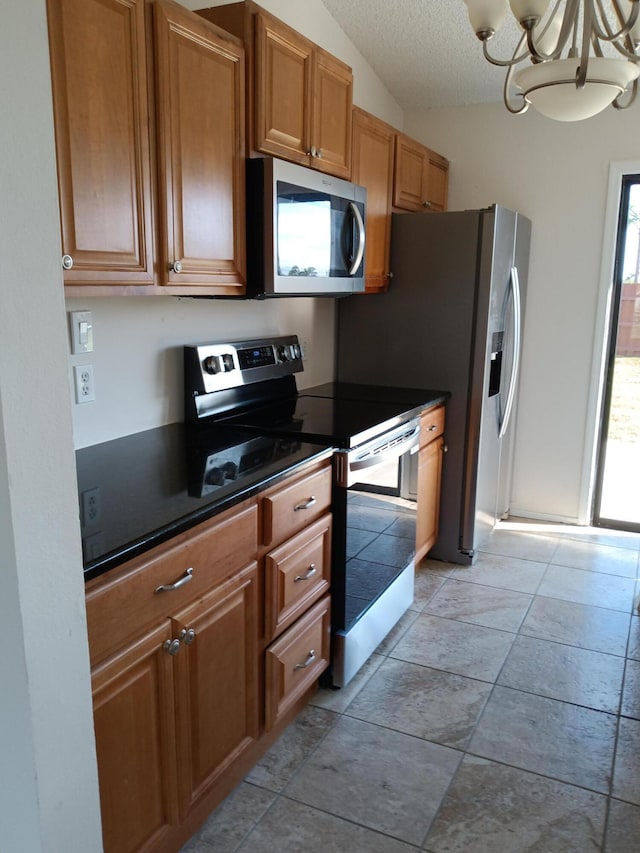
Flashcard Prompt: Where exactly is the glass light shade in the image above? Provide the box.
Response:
[509,0,550,22]
[464,0,508,34]
[531,13,562,56]
[514,57,640,120]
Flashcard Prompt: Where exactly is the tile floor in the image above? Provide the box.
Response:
[181,520,640,852]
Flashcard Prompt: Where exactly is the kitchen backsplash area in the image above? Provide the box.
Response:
[66,295,336,449]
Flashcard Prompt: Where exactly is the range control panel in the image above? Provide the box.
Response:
[184,335,304,421]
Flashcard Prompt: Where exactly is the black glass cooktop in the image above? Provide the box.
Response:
[303,382,449,408]
[216,393,428,448]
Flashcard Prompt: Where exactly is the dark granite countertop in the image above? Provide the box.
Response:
[77,422,333,581]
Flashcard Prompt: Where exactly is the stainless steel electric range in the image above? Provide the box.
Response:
[184,335,447,686]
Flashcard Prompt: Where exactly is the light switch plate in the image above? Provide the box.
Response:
[69,310,93,354]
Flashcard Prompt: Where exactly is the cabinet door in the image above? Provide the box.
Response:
[154,0,246,293]
[265,594,331,731]
[393,133,429,211]
[415,436,444,563]
[312,47,352,179]
[351,108,394,292]
[255,12,313,165]
[265,514,332,641]
[261,463,333,547]
[92,622,179,853]
[394,133,449,213]
[47,0,155,288]
[425,148,449,212]
[172,563,259,818]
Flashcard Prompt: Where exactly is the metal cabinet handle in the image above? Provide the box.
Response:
[422,200,432,209]
[294,564,317,583]
[169,260,182,273]
[154,567,193,594]
[294,649,316,670]
[164,638,181,656]
[294,496,316,511]
[306,146,317,157]
[62,254,74,270]
[426,423,438,431]
[316,148,323,159]
[179,627,196,645]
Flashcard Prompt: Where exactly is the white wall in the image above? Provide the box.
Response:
[67,296,336,447]
[405,102,640,523]
[0,1,102,851]
[68,0,403,450]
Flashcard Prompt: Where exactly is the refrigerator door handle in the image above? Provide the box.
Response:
[499,265,521,439]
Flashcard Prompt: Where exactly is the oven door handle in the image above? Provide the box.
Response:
[335,420,420,487]
[349,433,419,471]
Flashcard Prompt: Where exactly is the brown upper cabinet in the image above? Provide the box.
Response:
[153,0,246,293]
[393,133,449,213]
[47,0,246,295]
[350,107,395,293]
[47,0,155,290]
[198,2,353,180]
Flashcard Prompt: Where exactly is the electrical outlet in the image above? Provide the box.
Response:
[81,487,101,526]
[74,364,95,403]
[82,531,105,562]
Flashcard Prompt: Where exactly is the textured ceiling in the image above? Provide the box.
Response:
[320,0,527,110]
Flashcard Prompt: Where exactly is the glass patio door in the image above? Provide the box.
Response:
[593,176,640,531]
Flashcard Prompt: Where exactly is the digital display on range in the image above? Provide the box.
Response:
[237,346,276,369]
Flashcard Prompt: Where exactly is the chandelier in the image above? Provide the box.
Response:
[463,0,640,120]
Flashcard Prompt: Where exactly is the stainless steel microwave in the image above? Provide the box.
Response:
[246,158,366,297]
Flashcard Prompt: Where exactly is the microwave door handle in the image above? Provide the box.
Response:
[347,202,365,275]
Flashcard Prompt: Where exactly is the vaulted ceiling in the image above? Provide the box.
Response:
[321,0,530,110]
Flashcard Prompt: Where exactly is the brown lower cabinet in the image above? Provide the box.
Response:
[415,405,446,562]
[86,459,332,853]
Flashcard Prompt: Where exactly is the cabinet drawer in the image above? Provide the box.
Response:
[265,595,330,731]
[86,501,258,665]
[265,514,331,641]
[261,464,332,547]
[420,405,445,446]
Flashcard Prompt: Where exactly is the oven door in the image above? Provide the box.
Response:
[333,418,420,490]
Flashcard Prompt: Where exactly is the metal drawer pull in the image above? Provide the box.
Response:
[294,496,316,511]
[294,650,316,670]
[426,423,438,431]
[154,567,193,594]
[164,638,181,656]
[294,564,317,583]
[179,628,196,645]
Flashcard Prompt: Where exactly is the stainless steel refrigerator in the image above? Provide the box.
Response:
[336,205,531,564]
